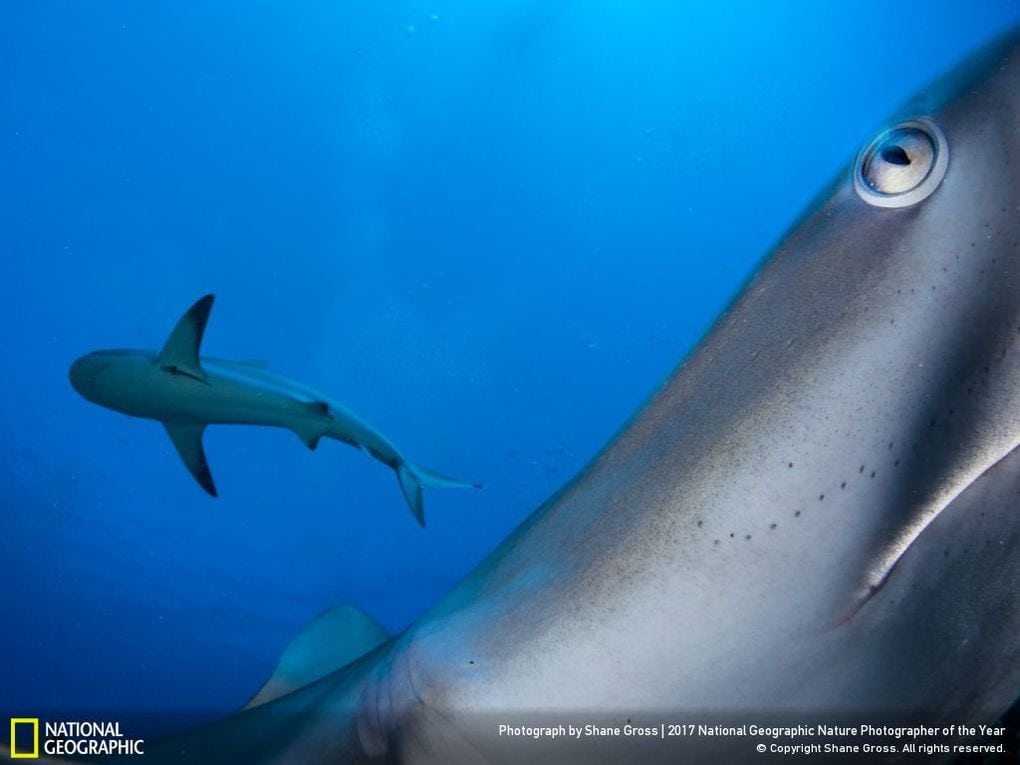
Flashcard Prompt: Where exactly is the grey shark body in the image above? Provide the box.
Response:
[53,26,1020,765]
[69,295,478,525]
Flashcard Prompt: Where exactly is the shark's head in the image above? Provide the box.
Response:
[69,349,157,411]
[71,294,215,423]
[347,26,1020,747]
[69,351,109,402]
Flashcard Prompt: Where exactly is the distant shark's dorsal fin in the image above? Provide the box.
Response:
[158,294,215,382]
[243,605,389,709]
[164,422,217,497]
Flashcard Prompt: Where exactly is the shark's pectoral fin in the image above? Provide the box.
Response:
[243,605,389,709]
[157,294,214,382]
[164,422,217,497]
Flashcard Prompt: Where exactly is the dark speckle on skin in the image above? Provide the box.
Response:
[859,465,865,473]
[730,532,735,538]
[840,482,846,489]
[794,510,802,517]
[788,462,794,468]
[871,471,877,478]
[819,494,825,501]
[770,523,777,530]
[744,535,752,541]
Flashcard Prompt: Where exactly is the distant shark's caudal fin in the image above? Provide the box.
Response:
[396,461,481,527]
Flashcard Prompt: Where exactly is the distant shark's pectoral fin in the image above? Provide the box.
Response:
[164,422,217,497]
[243,605,389,709]
[158,294,214,382]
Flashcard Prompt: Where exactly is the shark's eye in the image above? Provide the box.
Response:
[854,119,948,208]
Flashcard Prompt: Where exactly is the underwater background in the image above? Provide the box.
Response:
[2,0,1020,740]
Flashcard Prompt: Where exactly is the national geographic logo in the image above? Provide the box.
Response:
[8,718,145,759]
[9,719,38,759]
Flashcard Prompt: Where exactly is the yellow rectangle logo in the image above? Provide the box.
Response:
[9,718,39,759]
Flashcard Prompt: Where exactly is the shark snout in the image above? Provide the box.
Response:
[69,354,89,393]
[69,352,108,398]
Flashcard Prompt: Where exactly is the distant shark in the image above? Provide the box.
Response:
[68,295,479,526]
[29,24,1020,765]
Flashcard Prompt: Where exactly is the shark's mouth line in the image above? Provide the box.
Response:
[840,437,1020,626]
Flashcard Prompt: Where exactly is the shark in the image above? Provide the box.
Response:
[29,23,1020,765]
[68,294,479,526]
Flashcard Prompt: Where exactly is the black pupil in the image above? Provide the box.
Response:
[880,144,911,166]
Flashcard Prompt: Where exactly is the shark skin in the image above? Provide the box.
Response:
[56,26,1020,765]
[69,295,479,526]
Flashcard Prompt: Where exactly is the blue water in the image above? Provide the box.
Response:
[2,0,1019,739]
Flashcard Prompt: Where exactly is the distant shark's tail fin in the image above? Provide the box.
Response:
[396,461,481,527]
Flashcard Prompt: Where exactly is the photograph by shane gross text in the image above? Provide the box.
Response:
[1,3,1020,765]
